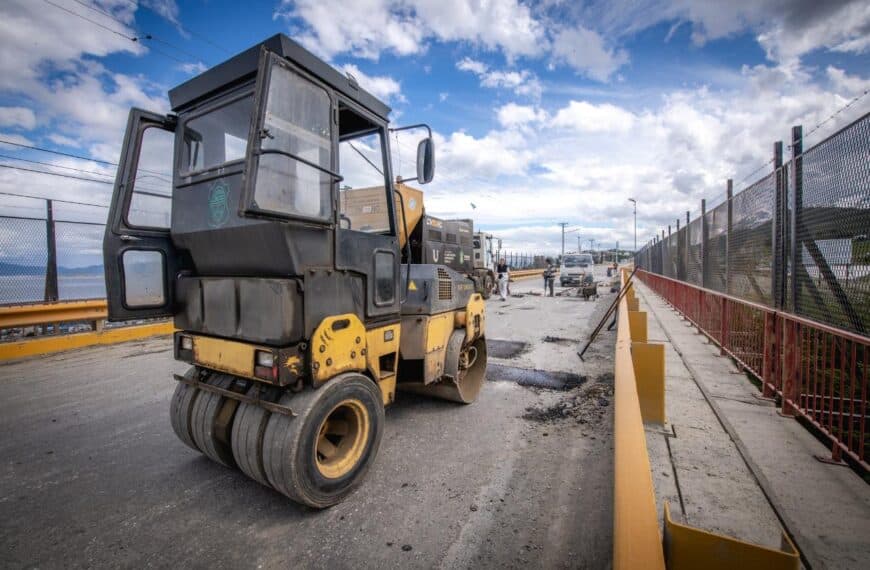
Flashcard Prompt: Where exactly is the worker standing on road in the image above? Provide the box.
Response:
[496,258,509,301]
[543,258,555,297]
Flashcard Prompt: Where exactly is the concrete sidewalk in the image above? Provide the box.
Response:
[635,280,870,570]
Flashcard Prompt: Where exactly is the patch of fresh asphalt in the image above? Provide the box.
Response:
[0,270,618,569]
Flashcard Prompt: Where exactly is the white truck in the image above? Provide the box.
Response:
[560,253,594,286]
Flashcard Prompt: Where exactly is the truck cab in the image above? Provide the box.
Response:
[560,253,595,286]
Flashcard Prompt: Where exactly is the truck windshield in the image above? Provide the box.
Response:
[563,255,592,267]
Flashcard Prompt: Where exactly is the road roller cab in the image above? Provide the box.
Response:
[102,34,487,508]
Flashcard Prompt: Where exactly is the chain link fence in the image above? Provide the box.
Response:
[636,111,870,336]
[0,198,107,305]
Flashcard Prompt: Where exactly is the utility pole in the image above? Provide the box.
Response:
[628,198,637,252]
[558,222,569,259]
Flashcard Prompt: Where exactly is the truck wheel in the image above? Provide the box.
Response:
[191,373,238,468]
[262,373,384,508]
[169,366,201,452]
[231,385,272,488]
[481,274,494,300]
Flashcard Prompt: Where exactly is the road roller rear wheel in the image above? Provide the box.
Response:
[262,373,384,508]
[399,331,488,404]
[169,367,201,452]
[231,385,273,488]
[190,373,238,468]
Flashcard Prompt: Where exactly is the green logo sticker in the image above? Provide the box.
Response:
[207,181,230,228]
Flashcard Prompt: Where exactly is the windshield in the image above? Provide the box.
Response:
[563,255,593,267]
[181,94,253,174]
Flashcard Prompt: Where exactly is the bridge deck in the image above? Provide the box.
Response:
[0,275,617,569]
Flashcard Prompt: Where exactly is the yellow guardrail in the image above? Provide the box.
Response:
[614,270,666,570]
[614,268,799,570]
[0,299,108,329]
[509,268,550,281]
[0,300,174,361]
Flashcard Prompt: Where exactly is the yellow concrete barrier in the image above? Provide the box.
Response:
[632,342,666,425]
[614,270,666,570]
[663,502,799,570]
[0,321,174,361]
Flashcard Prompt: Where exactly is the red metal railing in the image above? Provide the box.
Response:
[637,270,868,473]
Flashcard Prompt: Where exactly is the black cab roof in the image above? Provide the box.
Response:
[168,34,392,121]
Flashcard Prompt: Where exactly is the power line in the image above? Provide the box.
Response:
[0,138,168,178]
[0,189,108,208]
[42,0,135,40]
[0,163,113,185]
[118,0,232,56]
[69,0,210,64]
[0,153,114,179]
[41,0,200,66]
[0,138,115,166]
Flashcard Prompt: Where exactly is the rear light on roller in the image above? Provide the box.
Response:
[254,350,278,382]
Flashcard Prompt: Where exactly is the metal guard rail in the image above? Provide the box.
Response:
[0,299,108,329]
[636,269,868,473]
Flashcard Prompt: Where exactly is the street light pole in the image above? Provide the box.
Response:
[558,222,569,259]
[628,198,637,252]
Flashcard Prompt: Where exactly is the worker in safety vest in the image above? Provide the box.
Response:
[542,258,556,297]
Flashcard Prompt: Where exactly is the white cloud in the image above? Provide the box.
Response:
[340,64,405,103]
[456,58,543,99]
[179,61,208,75]
[0,106,36,130]
[496,103,547,128]
[439,92,449,102]
[582,0,870,65]
[550,101,636,132]
[277,0,545,61]
[551,26,629,82]
[0,132,33,149]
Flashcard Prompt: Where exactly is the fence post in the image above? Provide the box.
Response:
[773,141,784,309]
[685,211,690,283]
[700,198,707,289]
[44,199,59,303]
[790,126,802,314]
[725,179,733,295]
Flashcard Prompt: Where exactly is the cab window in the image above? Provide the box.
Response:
[252,61,333,220]
[181,94,253,175]
[338,105,391,234]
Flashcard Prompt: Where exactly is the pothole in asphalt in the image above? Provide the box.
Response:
[486,339,529,359]
[522,382,613,424]
[486,363,586,390]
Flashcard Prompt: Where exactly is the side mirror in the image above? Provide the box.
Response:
[416,137,435,184]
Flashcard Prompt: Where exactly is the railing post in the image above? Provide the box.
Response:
[780,319,798,416]
[762,312,776,397]
[790,126,802,314]
[772,141,784,309]
[700,198,707,289]
[44,199,59,303]
[720,297,729,355]
[725,179,733,295]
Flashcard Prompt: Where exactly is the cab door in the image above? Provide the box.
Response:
[103,108,182,321]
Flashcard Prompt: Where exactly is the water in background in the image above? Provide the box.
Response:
[0,275,106,304]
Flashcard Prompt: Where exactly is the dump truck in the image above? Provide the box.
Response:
[344,186,496,298]
[102,34,487,508]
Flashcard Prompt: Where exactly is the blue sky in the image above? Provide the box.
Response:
[0,0,868,264]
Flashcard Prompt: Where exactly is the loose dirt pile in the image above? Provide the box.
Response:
[522,380,613,425]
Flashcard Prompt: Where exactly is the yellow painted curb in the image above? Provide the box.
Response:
[0,321,174,361]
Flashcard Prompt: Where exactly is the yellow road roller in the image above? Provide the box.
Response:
[102,34,486,508]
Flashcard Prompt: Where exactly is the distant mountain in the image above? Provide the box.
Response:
[0,262,103,277]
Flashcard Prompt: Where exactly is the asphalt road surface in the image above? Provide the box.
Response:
[1,271,617,569]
